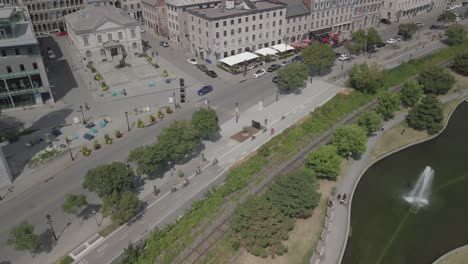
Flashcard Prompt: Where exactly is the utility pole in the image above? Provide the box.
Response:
[276,86,279,102]
[125,111,130,132]
[46,214,57,241]
[79,105,87,124]
[65,138,74,161]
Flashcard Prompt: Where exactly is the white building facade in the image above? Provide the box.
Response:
[381,0,435,22]
[142,0,168,37]
[309,0,355,39]
[65,6,143,65]
[353,0,383,29]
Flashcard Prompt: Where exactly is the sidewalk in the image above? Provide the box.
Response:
[71,79,344,264]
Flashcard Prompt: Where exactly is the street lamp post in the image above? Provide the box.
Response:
[79,105,87,125]
[92,210,100,227]
[125,111,130,132]
[65,138,74,161]
[46,214,57,241]
[235,102,239,123]
[276,86,279,102]
[173,91,177,108]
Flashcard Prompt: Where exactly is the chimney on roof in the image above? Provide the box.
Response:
[225,0,235,9]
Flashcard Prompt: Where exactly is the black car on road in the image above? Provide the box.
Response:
[272,76,280,83]
[196,64,208,72]
[198,85,213,96]
[380,18,391,25]
[267,64,282,72]
[206,70,217,78]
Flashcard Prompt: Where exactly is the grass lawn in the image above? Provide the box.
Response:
[435,246,468,264]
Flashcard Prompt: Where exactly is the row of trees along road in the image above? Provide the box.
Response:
[6,108,220,257]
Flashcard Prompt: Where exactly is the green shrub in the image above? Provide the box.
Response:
[163,69,168,77]
[81,146,91,156]
[115,130,122,138]
[104,133,112,144]
[93,140,101,150]
[166,106,173,114]
[56,255,74,264]
[137,119,145,128]
[94,74,102,81]
[147,114,156,123]
[157,110,164,119]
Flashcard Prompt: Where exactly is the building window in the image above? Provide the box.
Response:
[33,63,38,70]
[273,11,276,17]
[245,17,248,22]
[6,66,11,73]
[20,64,25,71]
[278,29,281,35]
[118,32,123,40]
[216,22,219,28]
[131,30,136,38]
[216,32,219,38]
[223,21,227,26]
[253,25,256,30]
[83,36,89,46]
[1,50,6,57]
[223,30,227,36]
[253,15,256,21]
[273,21,275,26]
[224,41,227,48]
[231,29,234,35]
[15,48,20,55]
[132,42,138,49]
[238,18,241,23]
[238,28,241,33]
[107,33,112,41]
[260,14,262,19]
[100,49,106,57]
[97,35,102,43]
[280,11,283,16]
[279,19,282,25]
[245,26,248,32]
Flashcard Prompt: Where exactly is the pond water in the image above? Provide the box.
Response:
[342,102,468,264]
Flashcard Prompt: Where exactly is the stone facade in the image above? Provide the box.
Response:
[65,6,143,65]
[381,0,435,22]
[142,0,168,37]
[353,0,383,30]
[310,0,355,38]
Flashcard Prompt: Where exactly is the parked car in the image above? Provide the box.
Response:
[272,76,280,83]
[196,64,208,72]
[47,50,56,59]
[267,64,282,72]
[335,52,342,58]
[206,70,217,78]
[338,54,350,61]
[395,35,404,41]
[83,133,95,141]
[366,44,376,53]
[380,18,391,25]
[187,58,198,65]
[414,22,424,27]
[253,69,267,78]
[197,85,213,96]
[291,55,303,62]
[386,38,398,44]
[376,42,386,48]
[430,24,447,30]
[160,41,169,47]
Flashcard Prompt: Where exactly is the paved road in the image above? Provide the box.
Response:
[0,5,461,263]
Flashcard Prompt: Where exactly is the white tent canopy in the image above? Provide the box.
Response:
[218,52,259,66]
[271,43,295,52]
[254,47,279,56]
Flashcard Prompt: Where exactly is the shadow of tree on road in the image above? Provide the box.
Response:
[78,203,101,224]
[39,229,57,253]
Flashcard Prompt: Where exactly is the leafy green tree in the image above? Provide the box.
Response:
[62,194,88,215]
[358,111,383,135]
[266,169,321,218]
[231,196,294,258]
[438,10,457,24]
[407,94,444,134]
[83,162,134,197]
[400,80,424,107]
[418,66,455,95]
[352,29,367,52]
[8,222,41,256]
[445,24,467,46]
[377,91,400,120]
[128,144,164,175]
[452,52,468,76]
[157,120,200,161]
[121,241,143,264]
[398,23,418,39]
[347,63,383,93]
[332,125,367,157]
[277,63,309,92]
[344,41,361,55]
[306,145,342,179]
[102,191,141,225]
[302,43,335,74]
[366,27,383,45]
[191,107,219,140]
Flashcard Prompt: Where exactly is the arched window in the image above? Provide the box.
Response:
[86,50,91,57]
[100,49,106,57]
[132,42,137,49]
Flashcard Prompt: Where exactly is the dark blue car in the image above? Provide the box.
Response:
[197,85,213,96]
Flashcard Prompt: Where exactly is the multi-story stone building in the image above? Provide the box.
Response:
[353,0,382,30]
[0,5,53,109]
[187,0,287,62]
[121,0,142,20]
[166,0,221,48]
[280,0,311,43]
[19,0,86,35]
[65,6,142,64]
[309,0,354,39]
[381,0,434,22]
[142,0,168,36]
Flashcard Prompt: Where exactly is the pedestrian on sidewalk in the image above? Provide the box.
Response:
[270,128,275,135]
[264,117,268,128]
[337,194,341,202]
[213,158,218,165]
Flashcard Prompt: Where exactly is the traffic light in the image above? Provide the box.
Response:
[180,93,186,103]
[179,78,185,87]
[179,78,186,103]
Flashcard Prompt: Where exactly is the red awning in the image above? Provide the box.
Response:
[290,42,300,47]
[321,37,329,43]
[302,39,312,43]
[332,33,339,40]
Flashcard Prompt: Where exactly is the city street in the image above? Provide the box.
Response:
[0,4,464,264]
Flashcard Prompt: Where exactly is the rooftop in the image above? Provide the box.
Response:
[279,0,309,17]
[0,6,37,48]
[165,0,221,7]
[65,6,140,34]
[188,0,286,20]
[142,0,165,7]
